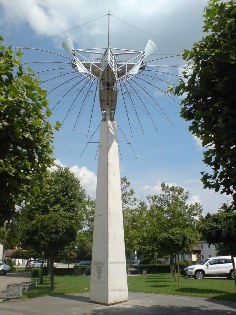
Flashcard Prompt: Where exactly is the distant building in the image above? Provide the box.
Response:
[198,240,217,260]
[180,240,217,262]
[4,249,27,266]
[0,243,3,260]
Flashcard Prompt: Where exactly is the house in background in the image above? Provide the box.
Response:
[180,240,217,262]
[4,249,27,266]
[198,240,217,260]
[0,243,3,260]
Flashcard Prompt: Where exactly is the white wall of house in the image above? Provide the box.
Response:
[0,243,3,260]
[198,241,217,260]
[180,240,216,262]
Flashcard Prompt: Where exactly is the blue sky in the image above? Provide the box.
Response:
[0,0,232,213]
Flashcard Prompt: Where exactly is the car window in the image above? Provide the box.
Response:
[218,259,224,264]
[208,259,218,265]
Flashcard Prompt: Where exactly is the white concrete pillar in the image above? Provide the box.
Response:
[90,119,128,305]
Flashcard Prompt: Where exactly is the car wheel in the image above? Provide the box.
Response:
[229,270,235,280]
[195,270,204,279]
[0,269,6,275]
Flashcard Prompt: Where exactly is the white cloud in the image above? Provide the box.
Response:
[51,159,97,198]
[193,135,203,151]
[188,194,201,205]
[0,0,208,50]
[140,180,178,196]
[70,165,97,198]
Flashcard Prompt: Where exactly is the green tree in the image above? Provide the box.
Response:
[73,197,95,261]
[175,0,236,207]
[0,36,59,225]
[121,177,142,261]
[146,183,202,274]
[200,203,236,283]
[21,167,88,288]
[121,177,138,211]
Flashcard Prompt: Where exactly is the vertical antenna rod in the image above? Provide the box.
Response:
[108,10,110,47]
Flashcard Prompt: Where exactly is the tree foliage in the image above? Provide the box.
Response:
[144,183,202,264]
[21,167,88,288]
[121,177,138,211]
[175,0,236,206]
[200,203,236,256]
[0,36,59,225]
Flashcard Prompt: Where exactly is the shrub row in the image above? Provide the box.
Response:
[127,264,171,274]
[31,263,190,278]
[127,262,191,274]
[31,266,91,278]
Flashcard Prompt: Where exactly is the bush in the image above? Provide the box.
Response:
[31,268,40,278]
[5,258,15,272]
[74,265,91,276]
[31,267,48,278]
[54,268,74,276]
[127,264,171,274]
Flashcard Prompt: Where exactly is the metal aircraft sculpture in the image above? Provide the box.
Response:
[62,36,157,121]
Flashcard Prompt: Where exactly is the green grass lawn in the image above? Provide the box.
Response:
[24,273,236,302]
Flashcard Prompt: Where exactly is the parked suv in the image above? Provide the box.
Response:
[186,256,236,279]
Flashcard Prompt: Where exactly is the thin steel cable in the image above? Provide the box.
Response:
[145,54,181,64]
[129,76,173,125]
[16,47,71,61]
[126,79,158,132]
[117,124,137,159]
[111,14,183,51]
[121,80,144,134]
[52,75,91,111]
[48,74,82,95]
[25,14,107,46]
[80,124,100,158]
[62,75,92,124]
[87,79,99,137]
[73,79,95,131]
[41,71,76,83]
[135,74,179,105]
[144,68,179,77]
[34,66,72,74]
[138,72,175,86]
[120,81,133,137]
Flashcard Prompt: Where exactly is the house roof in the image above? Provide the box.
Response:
[4,249,15,257]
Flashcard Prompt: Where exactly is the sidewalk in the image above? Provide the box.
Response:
[0,273,31,299]
[0,292,236,314]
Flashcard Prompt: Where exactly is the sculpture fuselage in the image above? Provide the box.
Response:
[65,37,156,121]
[99,48,117,121]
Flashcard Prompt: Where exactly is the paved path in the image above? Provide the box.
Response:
[0,273,31,299]
[0,292,236,314]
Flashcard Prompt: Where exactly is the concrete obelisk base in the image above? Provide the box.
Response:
[90,119,128,305]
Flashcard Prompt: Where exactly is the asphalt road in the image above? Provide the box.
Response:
[0,292,236,315]
[1,273,236,314]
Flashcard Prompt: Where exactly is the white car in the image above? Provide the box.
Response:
[0,261,11,275]
[186,256,236,279]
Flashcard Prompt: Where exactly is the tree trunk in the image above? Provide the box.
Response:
[231,255,236,287]
[177,253,180,287]
[170,254,175,278]
[49,255,55,289]
[40,261,44,285]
